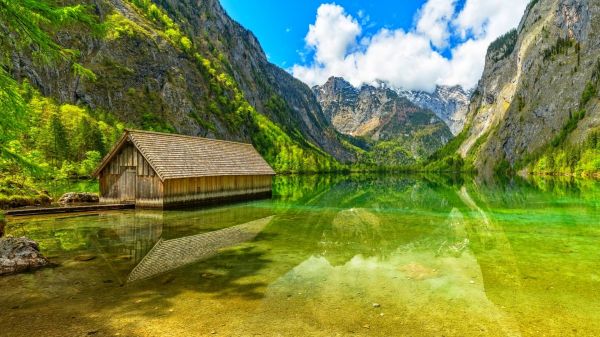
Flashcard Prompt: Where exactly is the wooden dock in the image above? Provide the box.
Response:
[5,203,135,217]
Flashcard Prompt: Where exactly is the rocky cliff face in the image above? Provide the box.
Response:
[397,86,471,135]
[314,77,453,160]
[457,0,600,174]
[8,0,355,162]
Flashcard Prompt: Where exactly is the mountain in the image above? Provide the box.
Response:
[445,0,600,176]
[314,77,453,164]
[397,85,472,135]
[6,0,356,173]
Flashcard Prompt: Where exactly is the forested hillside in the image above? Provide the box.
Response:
[0,0,366,206]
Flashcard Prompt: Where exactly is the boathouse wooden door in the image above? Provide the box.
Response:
[119,167,137,203]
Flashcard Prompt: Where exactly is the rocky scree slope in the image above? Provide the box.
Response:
[456,0,600,175]
[7,0,356,170]
[314,77,453,164]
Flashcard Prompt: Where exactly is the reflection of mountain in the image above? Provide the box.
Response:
[127,216,273,282]
[6,174,599,336]
[234,202,522,336]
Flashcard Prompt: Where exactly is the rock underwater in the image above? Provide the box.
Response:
[0,237,51,275]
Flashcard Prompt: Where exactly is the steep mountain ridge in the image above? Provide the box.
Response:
[7,0,356,172]
[454,0,600,175]
[314,77,453,163]
[397,85,471,135]
[154,0,355,161]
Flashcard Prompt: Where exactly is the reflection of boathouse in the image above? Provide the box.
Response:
[90,206,275,283]
[93,130,276,208]
[127,216,273,282]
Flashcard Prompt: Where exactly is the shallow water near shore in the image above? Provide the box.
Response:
[1,174,599,336]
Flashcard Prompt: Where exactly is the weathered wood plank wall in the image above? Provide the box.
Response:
[99,142,163,207]
[162,175,272,207]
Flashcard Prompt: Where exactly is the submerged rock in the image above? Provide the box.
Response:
[74,254,96,262]
[0,237,50,275]
[58,192,99,204]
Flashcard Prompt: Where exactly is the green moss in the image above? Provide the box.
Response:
[104,12,148,40]
[0,176,52,209]
[580,82,597,108]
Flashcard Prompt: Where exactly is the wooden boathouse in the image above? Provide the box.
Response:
[92,130,275,208]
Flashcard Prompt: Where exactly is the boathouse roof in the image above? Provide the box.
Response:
[93,129,276,180]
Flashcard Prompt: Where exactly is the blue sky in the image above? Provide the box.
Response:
[219,0,527,91]
[220,1,431,68]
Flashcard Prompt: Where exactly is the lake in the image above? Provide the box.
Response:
[1,174,599,336]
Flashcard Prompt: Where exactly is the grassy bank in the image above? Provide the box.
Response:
[0,177,52,209]
[0,176,99,210]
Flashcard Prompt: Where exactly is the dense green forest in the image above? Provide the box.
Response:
[0,0,103,207]
[0,0,357,208]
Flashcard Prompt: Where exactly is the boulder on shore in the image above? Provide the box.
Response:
[59,192,99,204]
[0,237,50,275]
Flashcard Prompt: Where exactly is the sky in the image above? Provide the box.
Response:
[219,0,528,92]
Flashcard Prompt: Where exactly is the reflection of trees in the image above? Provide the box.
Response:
[6,174,598,336]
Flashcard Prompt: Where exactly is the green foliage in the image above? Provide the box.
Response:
[74,117,106,160]
[494,159,512,176]
[529,126,600,177]
[0,83,123,187]
[575,149,600,176]
[72,63,97,82]
[425,153,466,173]
[550,109,586,148]
[40,113,70,165]
[579,60,600,108]
[488,29,518,62]
[527,0,540,11]
[105,12,143,40]
[516,95,526,112]
[424,127,473,173]
[543,37,575,62]
[180,36,193,52]
[362,140,415,168]
[0,0,95,172]
[250,112,345,173]
[78,151,102,177]
[0,176,51,209]
[579,82,598,108]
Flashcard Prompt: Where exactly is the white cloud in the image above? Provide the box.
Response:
[292,0,527,91]
[305,4,361,65]
[416,0,456,49]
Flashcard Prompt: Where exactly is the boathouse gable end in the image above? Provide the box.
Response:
[93,130,275,208]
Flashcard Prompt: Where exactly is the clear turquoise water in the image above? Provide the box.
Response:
[1,174,599,336]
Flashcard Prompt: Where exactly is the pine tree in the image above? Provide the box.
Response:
[41,114,70,166]
[74,117,105,160]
